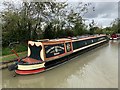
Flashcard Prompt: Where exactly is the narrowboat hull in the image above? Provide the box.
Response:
[110,34,120,40]
[13,36,108,75]
[15,68,45,75]
[110,37,120,40]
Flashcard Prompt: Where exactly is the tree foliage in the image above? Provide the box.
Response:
[1,1,98,47]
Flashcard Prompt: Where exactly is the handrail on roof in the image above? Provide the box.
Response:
[34,34,106,42]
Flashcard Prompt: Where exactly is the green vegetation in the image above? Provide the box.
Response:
[1,1,120,57]
[1,2,93,47]
[2,51,27,62]
[2,44,27,56]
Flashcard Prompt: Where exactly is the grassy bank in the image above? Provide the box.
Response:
[2,44,27,56]
[2,51,27,62]
[2,44,28,62]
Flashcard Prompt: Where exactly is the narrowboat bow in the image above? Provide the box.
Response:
[110,34,120,40]
[8,35,109,75]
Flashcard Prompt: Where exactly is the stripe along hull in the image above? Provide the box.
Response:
[9,35,109,75]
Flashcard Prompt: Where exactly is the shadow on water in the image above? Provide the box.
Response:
[2,40,118,88]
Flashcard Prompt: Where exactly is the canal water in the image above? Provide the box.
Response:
[2,40,118,88]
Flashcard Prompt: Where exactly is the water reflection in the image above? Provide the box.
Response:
[2,40,118,88]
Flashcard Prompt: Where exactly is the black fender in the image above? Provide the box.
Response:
[8,63,18,71]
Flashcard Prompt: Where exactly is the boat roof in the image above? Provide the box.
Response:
[28,34,106,44]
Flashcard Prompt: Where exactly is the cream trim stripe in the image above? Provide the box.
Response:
[18,63,45,70]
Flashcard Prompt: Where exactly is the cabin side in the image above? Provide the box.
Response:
[72,35,108,52]
[27,39,73,62]
[42,39,73,61]
[27,35,108,62]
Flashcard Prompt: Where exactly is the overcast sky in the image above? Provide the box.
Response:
[0,0,119,28]
[82,2,118,28]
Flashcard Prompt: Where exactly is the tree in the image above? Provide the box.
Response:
[89,20,95,34]
[66,3,92,36]
[110,18,120,34]
[43,23,55,39]
[1,2,34,46]
[1,1,94,47]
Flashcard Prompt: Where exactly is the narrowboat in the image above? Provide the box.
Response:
[110,34,120,40]
[8,35,109,75]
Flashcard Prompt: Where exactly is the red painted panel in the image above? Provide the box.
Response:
[15,68,45,75]
[23,57,42,64]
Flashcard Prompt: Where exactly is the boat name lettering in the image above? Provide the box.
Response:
[46,46,64,54]
[46,47,55,53]
[54,52,60,55]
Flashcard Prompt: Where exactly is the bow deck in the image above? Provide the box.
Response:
[23,57,42,64]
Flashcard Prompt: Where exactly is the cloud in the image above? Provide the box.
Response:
[68,0,119,2]
[0,0,118,28]
[83,2,118,28]
[85,18,114,28]
[83,2,118,18]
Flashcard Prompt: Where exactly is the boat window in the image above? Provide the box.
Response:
[45,43,65,58]
[66,42,72,52]
[72,36,106,50]
[72,40,86,50]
